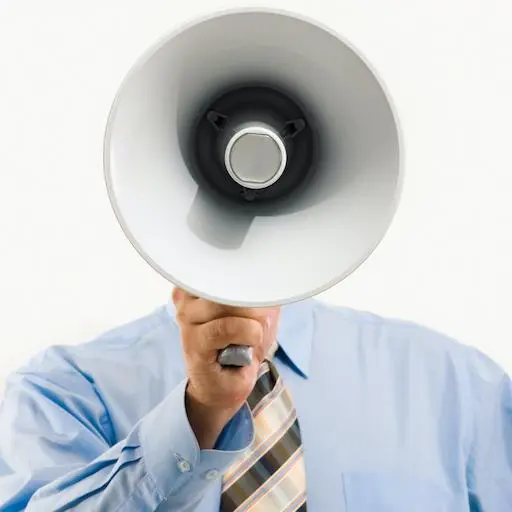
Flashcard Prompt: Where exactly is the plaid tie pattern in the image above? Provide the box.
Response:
[220,342,307,512]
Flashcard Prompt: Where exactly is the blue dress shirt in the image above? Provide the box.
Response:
[0,299,511,511]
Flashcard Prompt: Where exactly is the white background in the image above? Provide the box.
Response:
[0,0,511,396]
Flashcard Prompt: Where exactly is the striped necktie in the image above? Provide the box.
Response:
[220,342,307,512]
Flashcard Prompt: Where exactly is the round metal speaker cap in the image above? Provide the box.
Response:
[224,126,287,190]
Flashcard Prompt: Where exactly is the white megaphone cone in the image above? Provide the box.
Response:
[103,8,403,366]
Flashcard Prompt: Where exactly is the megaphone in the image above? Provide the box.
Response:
[103,8,403,366]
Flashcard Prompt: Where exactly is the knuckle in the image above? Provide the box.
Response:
[214,305,232,317]
[242,319,263,344]
[175,309,189,326]
[205,317,230,340]
[204,317,262,344]
[171,287,181,303]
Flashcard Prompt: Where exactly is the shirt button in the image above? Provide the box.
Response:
[177,458,191,473]
[204,469,219,480]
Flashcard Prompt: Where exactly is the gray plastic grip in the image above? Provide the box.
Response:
[217,345,253,367]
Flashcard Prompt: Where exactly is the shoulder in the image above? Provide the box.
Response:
[2,305,183,432]
[309,298,459,348]
[309,299,508,382]
[10,304,179,379]
[311,300,511,442]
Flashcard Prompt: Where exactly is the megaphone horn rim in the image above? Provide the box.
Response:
[102,7,405,308]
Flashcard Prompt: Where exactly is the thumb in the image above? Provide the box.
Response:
[263,308,281,352]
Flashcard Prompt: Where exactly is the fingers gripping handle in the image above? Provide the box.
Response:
[217,345,253,367]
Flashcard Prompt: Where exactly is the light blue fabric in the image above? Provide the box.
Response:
[0,299,511,511]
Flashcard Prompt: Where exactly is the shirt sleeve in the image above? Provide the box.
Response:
[0,369,254,511]
[465,347,512,509]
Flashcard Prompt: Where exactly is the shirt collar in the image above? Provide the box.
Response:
[275,299,315,379]
[165,298,315,379]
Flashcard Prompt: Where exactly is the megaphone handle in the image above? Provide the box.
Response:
[217,345,253,367]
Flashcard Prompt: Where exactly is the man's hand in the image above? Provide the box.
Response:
[172,287,280,449]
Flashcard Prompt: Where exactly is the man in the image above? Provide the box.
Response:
[0,289,510,511]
